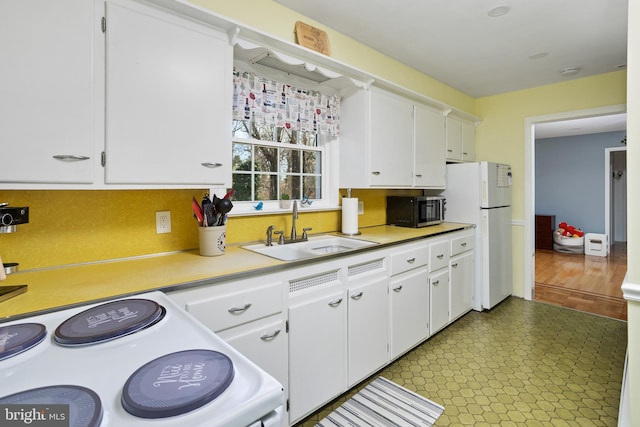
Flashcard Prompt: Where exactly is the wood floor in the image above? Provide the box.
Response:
[534,243,627,320]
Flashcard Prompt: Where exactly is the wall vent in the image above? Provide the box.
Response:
[289,269,339,294]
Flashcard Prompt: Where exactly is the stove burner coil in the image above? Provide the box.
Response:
[122,349,235,419]
[54,298,165,346]
[0,322,47,361]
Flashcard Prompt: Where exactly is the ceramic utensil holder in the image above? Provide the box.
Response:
[198,225,226,256]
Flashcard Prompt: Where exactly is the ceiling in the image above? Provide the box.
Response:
[274,0,628,137]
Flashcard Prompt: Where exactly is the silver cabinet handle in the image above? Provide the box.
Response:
[228,303,252,313]
[437,254,444,259]
[392,285,403,292]
[433,280,440,285]
[371,171,381,175]
[406,257,416,264]
[260,329,281,341]
[447,149,453,153]
[53,155,90,161]
[328,298,343,307]
[451,263,458,268]
[351,291,364,300]
[415,174,422,178]
[201,162,223,168]
[461,242,467,247]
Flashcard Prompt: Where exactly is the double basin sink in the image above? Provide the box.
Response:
[243,235,377,261]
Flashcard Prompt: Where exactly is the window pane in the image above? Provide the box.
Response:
[303,176,321,199]
[255,146,278,172]
[280,149,301,174]
[232,143,252,171]
[303,151,321,174]
[232,173,252,201]
[232,120,251,139]
[280,175,301,200]
[255,174,277,200]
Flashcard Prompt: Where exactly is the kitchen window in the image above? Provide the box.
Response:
[231,69,340,212]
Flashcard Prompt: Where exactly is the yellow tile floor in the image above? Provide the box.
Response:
[296,297,627,426]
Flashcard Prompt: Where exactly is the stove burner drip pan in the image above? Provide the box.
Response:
[54,298,165,346]
[122,349,235,419]
[0,323,47,361]
[0,385,103,427]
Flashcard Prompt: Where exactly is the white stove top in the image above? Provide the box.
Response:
[0,291,284,426]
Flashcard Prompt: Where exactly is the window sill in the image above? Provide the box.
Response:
[230,203,341,217]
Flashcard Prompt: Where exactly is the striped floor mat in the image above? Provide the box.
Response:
[316,377,444,427]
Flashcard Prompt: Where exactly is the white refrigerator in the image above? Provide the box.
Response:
[443,162,512,311]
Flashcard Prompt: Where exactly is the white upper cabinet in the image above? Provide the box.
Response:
[414,104,446,188]
[0,0,101,184]
[104,0,231,185]
[340,87,414,187]
[340,87,447,189]
[446,115,477,162]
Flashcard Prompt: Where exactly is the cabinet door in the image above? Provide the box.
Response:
[348,277,389,385]
[105,0,231,185]
[462,121,476,162]
[430,268,450,334]
[369,89,414,186]
[217,315,287,396]
[414,105,446,188]
[289,291,346,423]
[389,267,429,359]
[450,251,474,321]
[0,0,99,184]
[445,116,462,161]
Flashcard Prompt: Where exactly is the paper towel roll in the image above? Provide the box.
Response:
[341,198,359,235]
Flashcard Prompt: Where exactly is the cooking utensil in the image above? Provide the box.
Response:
[201,194,216,227]
[192,197,204,225]
[214,198,233,226]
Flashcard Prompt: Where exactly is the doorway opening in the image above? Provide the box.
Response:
[524,105,627,319]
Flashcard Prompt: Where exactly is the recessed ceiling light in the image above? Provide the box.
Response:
[488,6,511,17]
[560,67,580,76]
[529,52,549,60]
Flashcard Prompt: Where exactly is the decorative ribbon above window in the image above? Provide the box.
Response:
[232,69,341,138]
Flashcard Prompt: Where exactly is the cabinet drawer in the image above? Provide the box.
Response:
[451,233,474,256]
[185,282,282,332]
[429,240,450,271]
[390,246,429,276]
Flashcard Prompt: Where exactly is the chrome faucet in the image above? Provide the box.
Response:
[290,200,298,241]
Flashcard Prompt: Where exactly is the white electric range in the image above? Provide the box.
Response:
[0,291,284,426]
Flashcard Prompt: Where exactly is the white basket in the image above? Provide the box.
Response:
[553,233,584,254]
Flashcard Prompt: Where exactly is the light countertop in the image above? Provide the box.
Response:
[0,223,472,321]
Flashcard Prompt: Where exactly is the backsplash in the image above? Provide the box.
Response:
[0,189,409,271]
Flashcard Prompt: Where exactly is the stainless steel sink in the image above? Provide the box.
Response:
[243,235,377,261]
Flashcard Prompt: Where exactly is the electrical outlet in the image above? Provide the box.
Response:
[358,201,364,215]
[156,211,171,234]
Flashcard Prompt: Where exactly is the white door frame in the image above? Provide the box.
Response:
[523,104,626,301]
[605,146,627,251]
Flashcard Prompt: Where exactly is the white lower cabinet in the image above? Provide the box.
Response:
[348,276,389,385]
[167,230,475,427]
[389,266,430,359]
[217,314,287,391]
[429,268,450,334]
[289,289,347,423]
[450,251,474,321]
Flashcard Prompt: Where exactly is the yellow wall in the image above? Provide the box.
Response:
[475,70,627,297]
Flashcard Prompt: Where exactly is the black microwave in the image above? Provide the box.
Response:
[386,196,445,228]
